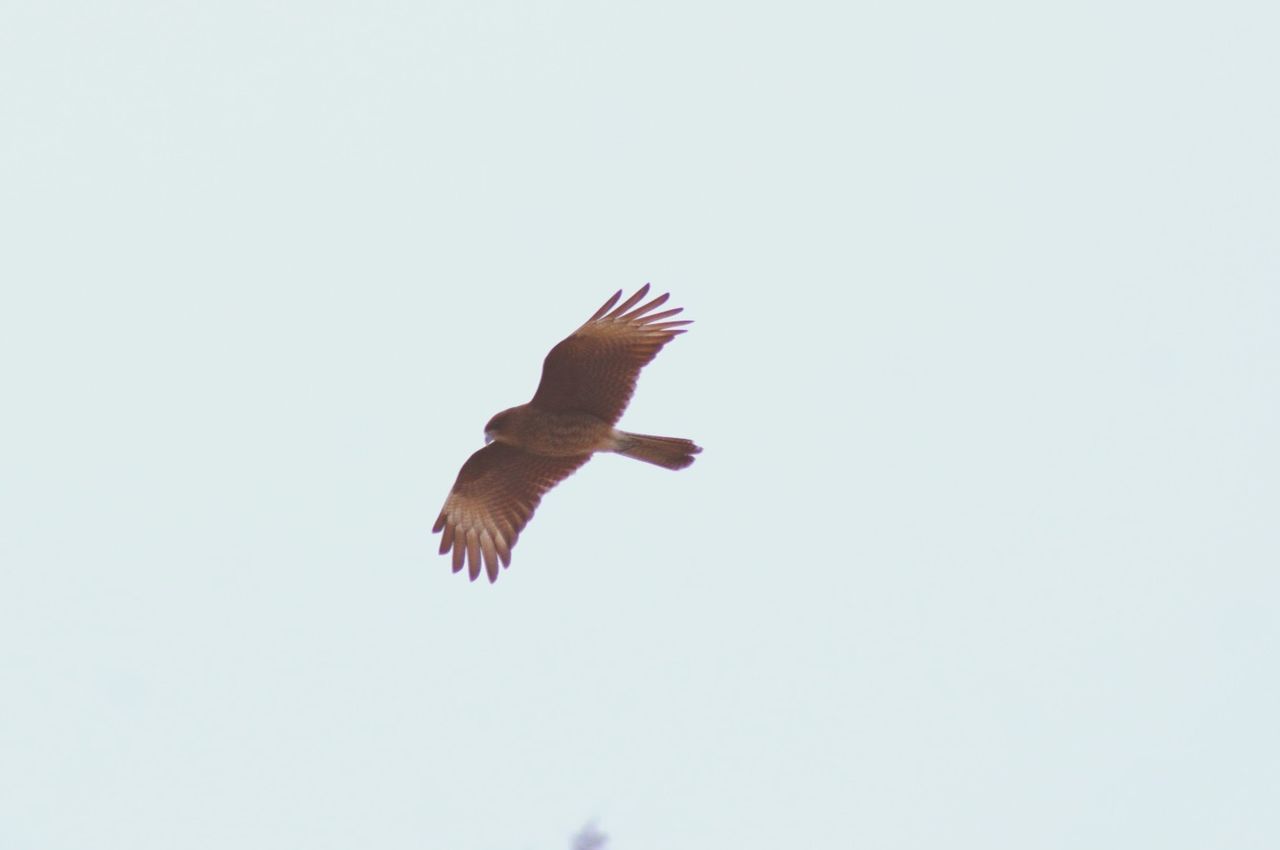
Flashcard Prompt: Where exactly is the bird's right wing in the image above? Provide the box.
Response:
[433,443,592,582]
[529,284,691,425]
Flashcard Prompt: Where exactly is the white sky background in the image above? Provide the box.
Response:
[2,1,1278,848]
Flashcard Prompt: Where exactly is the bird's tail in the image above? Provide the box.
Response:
[614,432,702,470]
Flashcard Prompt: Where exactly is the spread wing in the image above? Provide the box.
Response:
[529,284,692,424]
[433,442,592,582]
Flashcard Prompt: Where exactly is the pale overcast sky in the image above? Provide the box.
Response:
[2,2,1277,849]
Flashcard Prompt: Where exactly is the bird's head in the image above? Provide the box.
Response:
[483,407,519,445]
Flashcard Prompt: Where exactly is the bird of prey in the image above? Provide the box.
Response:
[433,284,701,583]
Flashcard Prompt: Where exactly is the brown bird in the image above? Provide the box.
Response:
[433,284,701,583]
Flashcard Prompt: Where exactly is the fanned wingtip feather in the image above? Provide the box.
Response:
[604,284,651,320]
[480,531,499,582]
[466,532,481,581]
[642,305,682,323]
[588,289,624,322]
[587,284,693,328]
[629,291,671,318]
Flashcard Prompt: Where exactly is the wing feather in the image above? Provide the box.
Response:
[605,284,651,318]
[433,443,591,583]
[530,284,693,423]
[588,289,623,322]
[466,531,481,581]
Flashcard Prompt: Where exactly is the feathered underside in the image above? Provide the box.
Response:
[433,284,695,582]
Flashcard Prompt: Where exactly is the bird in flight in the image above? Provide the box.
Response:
[433,284,701,583]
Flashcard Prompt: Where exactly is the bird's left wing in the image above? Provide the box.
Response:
[433,443,592,582]
[529,284,691,424]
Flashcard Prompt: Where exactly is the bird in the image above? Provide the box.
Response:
[433,284,701,583]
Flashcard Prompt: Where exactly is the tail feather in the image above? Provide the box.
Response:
[615,432,702,470]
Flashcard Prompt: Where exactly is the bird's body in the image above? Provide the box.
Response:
[433,284,701,583]
[484,405,615,457]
